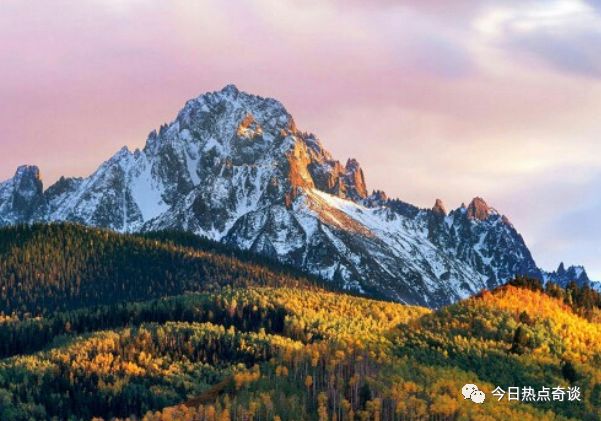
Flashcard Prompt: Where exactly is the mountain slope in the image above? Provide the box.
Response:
[0,223,320,316]
[0,85,581,306]
[2,278,600,420]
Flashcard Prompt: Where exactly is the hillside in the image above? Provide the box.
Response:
[2,285,600,420]
[0,226,600,420]
[144,284,601,421]
[0,223,326,316]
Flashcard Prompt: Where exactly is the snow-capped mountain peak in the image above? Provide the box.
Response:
[0,85,584,307]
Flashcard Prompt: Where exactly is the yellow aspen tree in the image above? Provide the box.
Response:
[318,392,329,421]
[218,408,231,421]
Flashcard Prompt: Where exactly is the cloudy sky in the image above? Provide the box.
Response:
[1,0,600,277]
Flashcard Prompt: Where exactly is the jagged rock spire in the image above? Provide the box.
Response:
[547,262,591,287]
[221,84,240,95]
[432,198,447,216]
[557,262,566,276]
[0,165,45,223]
[466,197,493,221]
[344,158,368,200]
[371,190,388,202]
[13,165,43,199]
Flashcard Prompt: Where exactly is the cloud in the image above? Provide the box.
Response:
[510,31,601,78]
[585,0,601,13]
[537,174,601,278]
[475,0,601,77]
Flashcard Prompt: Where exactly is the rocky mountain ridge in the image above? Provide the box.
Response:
[544,262,592,288]
[0,85,594,306]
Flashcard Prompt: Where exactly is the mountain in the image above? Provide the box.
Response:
[543,262,591,288]
[0,85,580,307]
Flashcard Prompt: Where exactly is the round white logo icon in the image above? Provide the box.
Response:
[462,384,486,404]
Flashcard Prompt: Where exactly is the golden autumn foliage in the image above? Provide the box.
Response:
[478,286,601,362]
[1,224,600,420]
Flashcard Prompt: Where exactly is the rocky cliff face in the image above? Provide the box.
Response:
[0,85,587,306]
[0,166,45,225]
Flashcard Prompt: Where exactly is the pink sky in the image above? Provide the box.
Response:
[1,0,601,277]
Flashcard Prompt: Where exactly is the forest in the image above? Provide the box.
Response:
[0,223,600,420]
[0,224,327,316]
